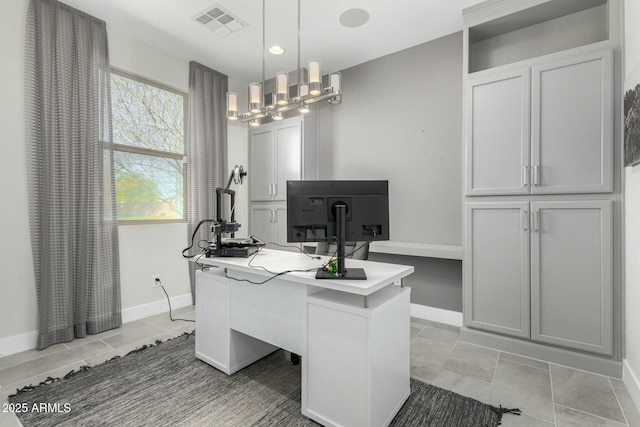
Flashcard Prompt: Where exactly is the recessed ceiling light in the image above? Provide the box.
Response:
[339,8,370,28]
[269,45,286,55]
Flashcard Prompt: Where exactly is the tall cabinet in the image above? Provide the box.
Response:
[462,0,621,375]
[249,115,318,249]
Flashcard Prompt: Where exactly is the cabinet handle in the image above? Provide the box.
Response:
[522,209,529,231]
[272,209,277,223]
[269,184,274,196]
[533,210,539,232]
[533,165,540,187]
[273,183,277,196]
[269,209,274,223]
[522,165,529,187]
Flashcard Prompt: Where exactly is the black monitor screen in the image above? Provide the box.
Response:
[286,180,389,243]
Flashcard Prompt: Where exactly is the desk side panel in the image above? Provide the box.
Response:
[371,288,411,426]
[195,270,231,373]
[305,303,369,427]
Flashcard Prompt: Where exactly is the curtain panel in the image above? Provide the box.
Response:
[187,62,228,302]
[25,0,121,349]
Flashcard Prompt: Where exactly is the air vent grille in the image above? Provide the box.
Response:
[192,4,247,37]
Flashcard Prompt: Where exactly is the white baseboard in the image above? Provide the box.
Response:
[0,293,193,358]
[121,293,193,324]
[0,331,38,359]
[623,359,640,413]
[410,303,463,327]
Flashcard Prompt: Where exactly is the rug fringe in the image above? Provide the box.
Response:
[8,331,195,398]
[490,404,522,426]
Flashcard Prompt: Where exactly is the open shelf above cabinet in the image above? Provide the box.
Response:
[469,0,607,43]
[466,0,611,74]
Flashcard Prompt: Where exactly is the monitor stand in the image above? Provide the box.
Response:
[315,204,367,280]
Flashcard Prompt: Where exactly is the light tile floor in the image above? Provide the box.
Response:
[410,317,640,427]
[0,310,638,427]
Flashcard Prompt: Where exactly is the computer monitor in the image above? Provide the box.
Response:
[287,180,389,280]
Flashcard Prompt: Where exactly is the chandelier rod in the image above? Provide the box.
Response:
[297,0,301,91]
[261,0,265,92]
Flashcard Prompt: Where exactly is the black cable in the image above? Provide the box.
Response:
[224,245,321,284]
[157,280,195,323]
[318,231,377,271]
[182,219,216,258]
[194,252,209,271]
[225,266,318,285]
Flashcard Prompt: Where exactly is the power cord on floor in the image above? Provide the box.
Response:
[156,278,195,323]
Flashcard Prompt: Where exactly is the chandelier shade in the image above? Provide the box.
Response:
[226,0,342,126]
[226,92,238,120]
[248,82,263,113]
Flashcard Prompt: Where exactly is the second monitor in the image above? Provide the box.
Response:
[287,180,389,280]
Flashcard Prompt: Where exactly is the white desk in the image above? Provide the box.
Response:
[194,249,413,427]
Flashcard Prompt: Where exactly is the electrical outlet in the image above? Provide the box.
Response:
[152,274,161,288]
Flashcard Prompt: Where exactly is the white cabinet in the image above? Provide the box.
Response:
[531,50,613,194]
[250,203,291,250]
[249,114,318,248]
[530,201,613,355]
[464,202,530,338]
[465,69,530,195]
[464,201,613,355]
[465,49,613,196]
[250,117,302,202]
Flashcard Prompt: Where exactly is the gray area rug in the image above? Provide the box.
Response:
[9,333,519,426]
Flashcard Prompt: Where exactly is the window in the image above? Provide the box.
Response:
[111,70,186,222]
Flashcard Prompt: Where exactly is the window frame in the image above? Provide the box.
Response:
[110,68,188,225]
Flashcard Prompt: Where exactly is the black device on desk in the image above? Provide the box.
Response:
[286,180,389,280]
[206,166,264,258]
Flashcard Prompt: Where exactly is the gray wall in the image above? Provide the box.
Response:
[317,32,464,311]
[317,32,463,247]
[369,253,462,312]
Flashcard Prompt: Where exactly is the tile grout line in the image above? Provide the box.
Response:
[497,355,550,374]
[488,349,500,386]
[549,365,557,426]
[609,377,632,426]
[554,403,628,426]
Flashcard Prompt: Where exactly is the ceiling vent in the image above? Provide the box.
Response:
[192,4,247,37]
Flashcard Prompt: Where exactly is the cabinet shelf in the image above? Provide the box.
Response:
[467,0,610,73]
[469,0,607,43]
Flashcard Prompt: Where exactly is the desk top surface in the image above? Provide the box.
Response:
[195,249,414,296]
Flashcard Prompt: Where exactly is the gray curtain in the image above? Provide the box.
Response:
[187,62,228,303]
[26,0,121,350]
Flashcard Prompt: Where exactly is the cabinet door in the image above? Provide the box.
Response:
[250,204,275,244]
[530,201,612,355]
[531,49,613,194]
[464,202,530,338]
[465,69,530,196]
[274,119,302,201]
[274,205,297,252]
[250,127,275,201]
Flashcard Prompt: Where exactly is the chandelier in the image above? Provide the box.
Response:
[226,0,342,127]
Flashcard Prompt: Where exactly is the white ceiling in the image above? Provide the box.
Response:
[59,0,465,85]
